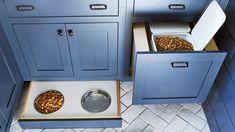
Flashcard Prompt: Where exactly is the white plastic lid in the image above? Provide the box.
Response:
[149,22,191,34]
[191,0,226,50]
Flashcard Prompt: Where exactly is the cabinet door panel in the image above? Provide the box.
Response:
[13,24,73,77]
[0,49,16,119]
[0,111,7,132]
[67,23,117,76]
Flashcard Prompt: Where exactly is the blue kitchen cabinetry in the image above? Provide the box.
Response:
[132,24,226,104]
[13,23,118,78]
[0,23,23,132]
[67,23,117,76]
[13,24,73,77]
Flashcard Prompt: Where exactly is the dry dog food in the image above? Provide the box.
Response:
[154,36,193,51]
[34,90,64,114]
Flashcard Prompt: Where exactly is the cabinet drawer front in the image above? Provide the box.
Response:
[13,24,73,77]
[134,0,215,16]
[134,53,225,100]
[5,0,118,17]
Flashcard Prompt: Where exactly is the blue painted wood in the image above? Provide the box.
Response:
[207,81,235,132]
[203,92,220,132]
[67,23,117,76]
[134,0,219,16]
[133,52,226,104]
[0,22,23,132]
[0,111,7,132]
[19,119,122,129]
[4,0,119,17]
[215,27,235,84]
[13,24,73,77]
[0,48,17,119]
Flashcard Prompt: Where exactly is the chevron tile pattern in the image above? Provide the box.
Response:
[10,82,210,132]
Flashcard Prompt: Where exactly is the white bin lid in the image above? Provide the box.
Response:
[191,0,226,50]
[149,22,191,34]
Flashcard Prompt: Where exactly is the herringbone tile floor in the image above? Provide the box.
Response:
[10,82,210,132]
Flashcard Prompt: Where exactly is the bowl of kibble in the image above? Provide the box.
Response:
[151,33,194,52]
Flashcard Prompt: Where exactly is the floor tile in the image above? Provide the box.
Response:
[182,103,202,114]
[82,128,104,132]
[202,124,211,132]
[42,129,64,132]
[123,118,148,132]
[144,104,165,115]
[158,104,183,123]
[196,108,207,121]
[73,129,84,132]
[61,129,75,132]
[102,128,116,132]
[121,103,127,113]
[140,109,168,131]
[10,122,24,132]
[122,105,146,124]
[181,124,200,132]
[120,82,133,92]
[163,116,187,132]
[142,125,157,132]
[23,129,43,132]
[178,108,206,130]
[120,91,133,107]
[120,89,126,97]
[114,120,128,132]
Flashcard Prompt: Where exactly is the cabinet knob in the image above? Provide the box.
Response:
[57,29,64,36]
[68,29,74,37]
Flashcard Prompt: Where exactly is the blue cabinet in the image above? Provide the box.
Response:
[13,24,73,77]
[0,48,17,119]
[132,24,226,104]
[4,0,119,17]
[13,23,118,78]
[0,112,7,132]
[67,23,118,76]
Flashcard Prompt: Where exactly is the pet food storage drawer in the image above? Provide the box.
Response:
[132,23,226,104]
[4,0,119,17]
[134,0,216,16]
[18,81,121,129]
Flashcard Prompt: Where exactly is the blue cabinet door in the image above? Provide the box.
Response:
[66,23,117,76]
[0,48,17,119]
[0,111,7,132]
[13,24,73,77]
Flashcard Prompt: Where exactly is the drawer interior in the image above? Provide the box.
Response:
[20,81,121,120]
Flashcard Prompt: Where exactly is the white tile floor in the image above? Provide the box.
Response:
[10,82,210,132]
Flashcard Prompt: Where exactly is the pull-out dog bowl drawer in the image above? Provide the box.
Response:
[19,81,121,129]
[4,0,118,17]
[132,23,226,104]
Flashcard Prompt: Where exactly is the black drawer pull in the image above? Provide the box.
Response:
[90,4,107,10]
[171,62,189,68]
[169,4,185,10]
[16,5,34,11]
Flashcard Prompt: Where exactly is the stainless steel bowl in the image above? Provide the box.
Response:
[81,89,111,113]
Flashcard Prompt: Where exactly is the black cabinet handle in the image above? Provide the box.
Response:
[57,29,64,36]
[169,4,185,10]
[16,5,34,11]
[171,62,189,68]
[68,29,74,37]
[90,4,107,10]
